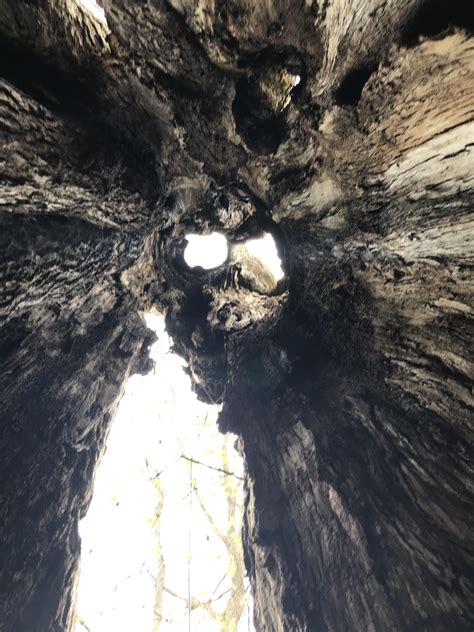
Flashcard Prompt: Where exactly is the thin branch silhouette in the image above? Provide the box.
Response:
[181,454,244,480]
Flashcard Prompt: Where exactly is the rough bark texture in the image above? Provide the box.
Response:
[0,1,473,631]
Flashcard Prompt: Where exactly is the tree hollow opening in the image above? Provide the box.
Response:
[184,233,229,270]
[76,313,254,632]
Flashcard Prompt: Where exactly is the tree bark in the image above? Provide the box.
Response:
[0,1,472,631]
[0,58,156,631]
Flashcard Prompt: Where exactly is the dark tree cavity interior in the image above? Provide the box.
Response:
[0,1,473,631]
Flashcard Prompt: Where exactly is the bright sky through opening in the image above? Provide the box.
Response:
[243,233,284,281]
[76,313,254,632]
[184,233,228,269]
[184,231,283,280]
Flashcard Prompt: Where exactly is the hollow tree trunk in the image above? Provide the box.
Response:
[0,1,472,631]
[0,75,157,631]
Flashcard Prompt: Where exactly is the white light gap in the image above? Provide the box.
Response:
[76,312,254,632]
[184,233,228,270]
[243,232,284,282]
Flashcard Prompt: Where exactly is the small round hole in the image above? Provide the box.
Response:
[184,233,228,269]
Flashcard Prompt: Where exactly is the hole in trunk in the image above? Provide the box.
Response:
[335,65,375,105]
[238,232,285,285]
[401,0,474,44]
[184,233,228,270]
[76,312,255,631]
[232,78,289,155]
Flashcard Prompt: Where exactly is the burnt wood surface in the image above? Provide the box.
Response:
[0,1,473,630]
